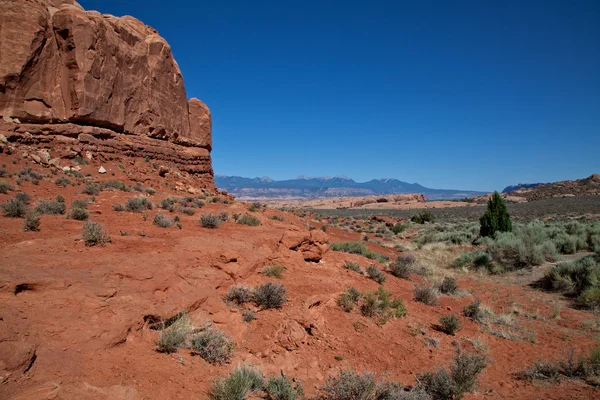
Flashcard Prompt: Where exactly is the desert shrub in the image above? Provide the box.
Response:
[439,315,462,335]
[541,256,600,308]
[35,199,66,215]
[54,176,71,187]
[219,211,229,222]
[0,168,11,178]
[389,254,416,279]
[2,198,27,217]
[15,192,31,204]
[316,370,419,400]
[237,213,261,226]
[191,326,234,364]
[23,212,40,232]
[193,198,205,208]
[330,241,387,263]
[338,287,361,312]
[126,196,153,212]
[264,265,285,278]
[360,287,407,323]
[249,202,261,212]
[343,261,363,274]
[82,221,111,246]
[480,191,512,237]
[72,199,91,209]
[82,182,101,195]
[414,285,439,306]
[160,197,177,211]
[265,374,304,400]
[462,299,492,324]
[487,228,558,270]
[271,215,285,221]
[515,361,561,382]
[69,207,89,221]
[366,265,386,284]
[153,213,173,228]
[200,214,221,228]
[242,310,257,323]
[156,313,193,353]
[144,187,156,195]
[224,285,253,305]
[209,365,264,400]
[439,277,458,294]
[112,203,125,212]
[178,207,195,216]
[253,282,287,309]
[411,210,435,224]
[0,181,14,194]
[391,222,406,234]
[417,350,487,400]
[18,167,43,183]
[103,181,129,191]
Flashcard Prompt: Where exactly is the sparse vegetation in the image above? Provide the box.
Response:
[126,196,153,212]
[414,284,439,306]
[439,315,462,335]
[69,207,89,221]
[156,313,193,353]
[265,374,304,400]
[389,254,416,279]
[2,197,27,218]
[330,241,387,263]
[439,277,458,295]
[35,199,66,215]
[360,287,407,324]
[82,221,111,246]
[343,261,363,274]
[54,176,71,187]
[366,265,386,284]
[209,365,264,400]
[411,210,435,224]
[237,213,261,226]
[23,212,40,231]
[224,285,253,306]
[200,214,221,228]
[541,255,600,308]
[153,213,173,228]
[264,265,285,278]
[191,326,234,364]
[338,287,361,312]
[253,282,287,309]
[0,181,13,194]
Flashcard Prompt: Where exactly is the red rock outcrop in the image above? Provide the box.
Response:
[0,0,214,186]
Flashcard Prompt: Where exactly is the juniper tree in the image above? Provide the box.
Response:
[479,191,512,237]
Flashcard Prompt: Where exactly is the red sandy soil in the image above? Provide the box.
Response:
[1,155,599,399]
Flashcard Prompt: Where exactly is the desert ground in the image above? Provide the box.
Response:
[1,151,600,399]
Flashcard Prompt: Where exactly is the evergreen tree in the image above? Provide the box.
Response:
[479,191,512,237]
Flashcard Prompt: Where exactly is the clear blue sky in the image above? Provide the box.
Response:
[80,0,599,191]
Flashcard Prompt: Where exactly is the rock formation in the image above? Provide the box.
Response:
[0,0,214,187]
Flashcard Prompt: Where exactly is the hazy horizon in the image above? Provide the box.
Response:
[81,0,600,192]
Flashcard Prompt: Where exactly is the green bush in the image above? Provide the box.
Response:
[360,287,407,323]
[541,256,600,308]
[82,182,101,195]
[0,181,14,194]
[417,350,487,400]
[462,299,491,324]
[112,204,125,212]
[343,261,363,274]
[200,214,221,228]
[366,265,386,284]
[209,365,264,400]
[35,199,66,215]
[178,207,195,216]
[330,241,387,263]
[23,212,40,232]
[191,326,234,364]
[439,315,462,335]
[237,213,261,226]
[126,196,153,212]
[82,221,111,246]
[389,254,416,279]
[224,285,253,306]
[316,370,421,400]
[480,191,512,237]
[15,192,31,204]
[439,277,458,294]
[156,313,192,353]
[69,207,89,221]
[72,199,91,209]
[265,374,304,400]
[391,223,406,234]
[153,213,173,228]
[411,210,435,224]
[414,284,439,305]
[54,176,71,187]
[338,287,361,312]
[2,198,27,217]
[253,282,287,309]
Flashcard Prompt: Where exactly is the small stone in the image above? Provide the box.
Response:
[62,166,71,171]
[0,134,7,143]
[30,154,42,164]
[98,166,107,174]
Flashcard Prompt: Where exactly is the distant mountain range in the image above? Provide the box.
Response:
[215,175,487,200]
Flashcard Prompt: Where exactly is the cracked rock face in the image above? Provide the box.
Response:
[0,0,213,181]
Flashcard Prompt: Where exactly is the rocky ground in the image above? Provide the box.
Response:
[1,150,600,399]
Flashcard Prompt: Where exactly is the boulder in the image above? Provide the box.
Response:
[280,230,329,262]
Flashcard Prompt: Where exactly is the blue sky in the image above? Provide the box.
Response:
[80,0,599,191]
